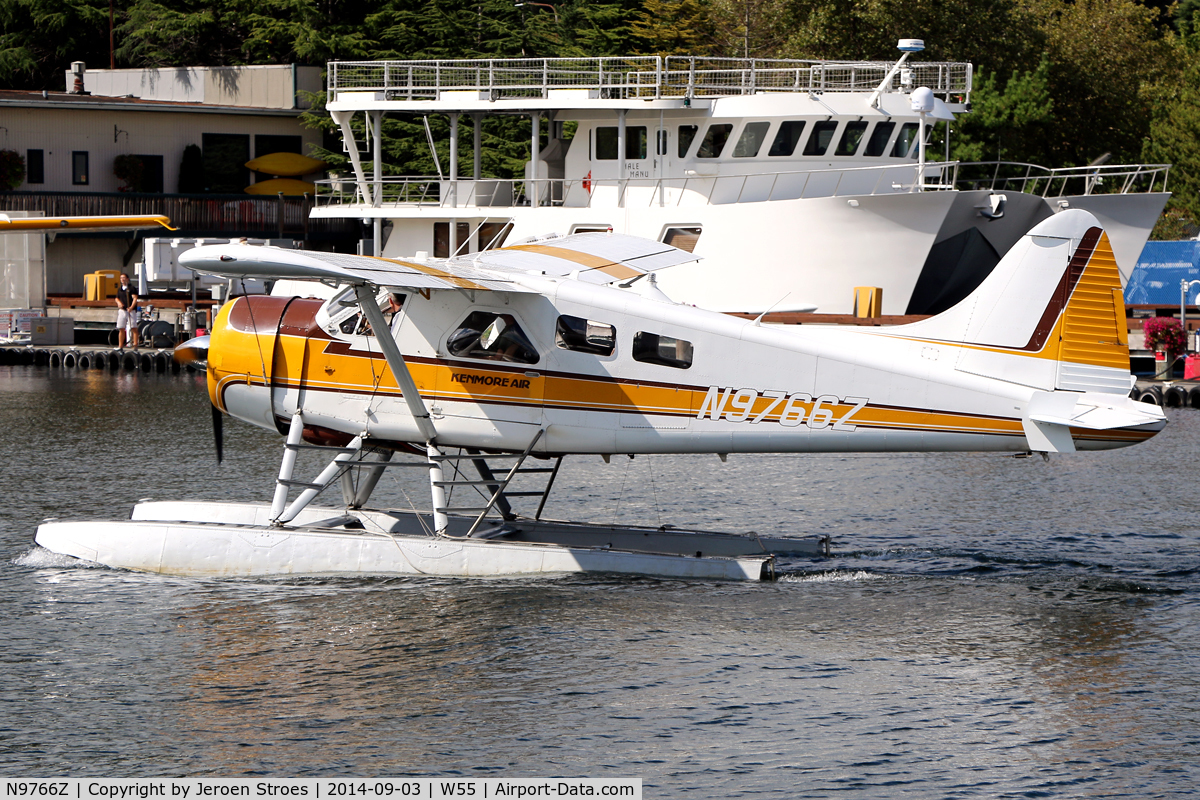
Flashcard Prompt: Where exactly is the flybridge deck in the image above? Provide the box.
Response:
[311,52,1169,317]
[326,55,973,107]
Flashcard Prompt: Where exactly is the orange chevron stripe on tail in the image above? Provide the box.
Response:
[1056,230,1129,370]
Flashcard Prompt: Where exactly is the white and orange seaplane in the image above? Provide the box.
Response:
[36,209,1165,581]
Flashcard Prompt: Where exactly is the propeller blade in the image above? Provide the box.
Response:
[211,403,224,464]
[173,334,210,371]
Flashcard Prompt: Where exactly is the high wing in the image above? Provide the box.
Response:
[473,232,700,284]
[0,214,175,233]
[177,232,699,292]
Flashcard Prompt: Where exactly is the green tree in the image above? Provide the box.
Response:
[630,0,717,55]
[0,0,111,89]
[951,57,1055,164]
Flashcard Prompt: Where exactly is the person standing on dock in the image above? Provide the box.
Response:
[115,273,140,349]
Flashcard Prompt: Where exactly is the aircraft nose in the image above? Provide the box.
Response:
[173,334,210,370]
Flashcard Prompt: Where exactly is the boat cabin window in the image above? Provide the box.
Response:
[662,226,702,253]
[892,123,919,157]
[696,124,733,158]
[803,121,839,156]
[556,315,616,356]
[864,122,895,157]
[768,121,806,156]
[733,122,771,158]
[435,221,471,258]
[678,125,699,157]
[479,221,513,250]
[571,225,614,234]
[595,126,647,160]
[447,311,540,365]
[834,121,869,156]
[632,332,693,369]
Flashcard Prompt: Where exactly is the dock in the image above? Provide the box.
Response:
[0,343,185,373]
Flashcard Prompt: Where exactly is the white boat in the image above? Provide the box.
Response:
[312,48,1170,316]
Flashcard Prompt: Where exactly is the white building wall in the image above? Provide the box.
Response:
[5,106,320,193]
[76,65,322,110]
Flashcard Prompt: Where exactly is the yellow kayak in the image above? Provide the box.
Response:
[245,152,327,176]
[244,178,317,196]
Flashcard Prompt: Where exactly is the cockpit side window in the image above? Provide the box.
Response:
[447,311,539,365]
[556,315,616,356]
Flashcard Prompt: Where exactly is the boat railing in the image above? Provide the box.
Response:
[328,56,972,103]
[955,162,1170,197]
[314,161,960,210]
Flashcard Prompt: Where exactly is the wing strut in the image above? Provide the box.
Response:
[352,284,453,535]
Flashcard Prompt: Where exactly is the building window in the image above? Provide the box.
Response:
[732,122,771,158]
[803,121,839,157]
[26,150,44,184]
[768,122,805,157]
[255,134,302,159]
[136,155,164,193]
[864,122,895,157]
[696,124,733,158]
[632,332,693,369]
[556,315,616,356]
[72,151,89,185]
[678,125,698,157]
[662,226,702,253]
[834,121,869,156]
[202,133,250,193]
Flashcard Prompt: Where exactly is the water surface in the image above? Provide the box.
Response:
[1,366,1197,797]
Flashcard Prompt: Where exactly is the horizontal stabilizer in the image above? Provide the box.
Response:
[1022,390,1166,453]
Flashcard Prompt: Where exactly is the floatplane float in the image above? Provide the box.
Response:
[35,209,1165,581]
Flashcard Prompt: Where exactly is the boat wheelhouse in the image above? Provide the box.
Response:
[312,53,1169,315]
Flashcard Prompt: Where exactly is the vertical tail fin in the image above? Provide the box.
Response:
[892,209,1131,393]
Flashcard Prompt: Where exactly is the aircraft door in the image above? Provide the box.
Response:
[435,308,547,435]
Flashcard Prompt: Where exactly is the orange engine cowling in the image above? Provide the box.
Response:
[207,295,325,433]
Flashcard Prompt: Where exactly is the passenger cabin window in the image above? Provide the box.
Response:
[803,121,839,156]
[768,121,805,156]
[696,124,733,158]
[864,122,895,157]
[892,123,919,157]
[733,122,771,158]
[632,332,693,369]
[678,125,699,157]
[556,315,616,356]
[448,311,539,365]
[595,126,647,160]
[662,226,702,253]
[834,121,869,156]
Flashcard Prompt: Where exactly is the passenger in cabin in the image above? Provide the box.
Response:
[115,273,139,349]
